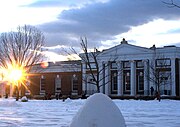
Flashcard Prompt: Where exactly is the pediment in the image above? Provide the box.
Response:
[99,43,153,57]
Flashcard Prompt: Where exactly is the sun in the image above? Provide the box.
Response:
[8,69,23,83]
[0,64,27,85]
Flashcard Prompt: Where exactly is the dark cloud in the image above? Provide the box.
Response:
[36,0,180,48]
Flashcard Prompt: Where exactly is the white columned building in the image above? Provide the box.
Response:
[81,39,180,97]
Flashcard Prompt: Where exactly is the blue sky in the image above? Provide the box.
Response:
[0,0,180,61]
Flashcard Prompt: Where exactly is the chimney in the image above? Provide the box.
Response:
[121,38,128,44]
[150,44,156,50]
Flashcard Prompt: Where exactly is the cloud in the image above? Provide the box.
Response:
[26,0,110,8]
[167,28,180,34]
[36,0,180,49]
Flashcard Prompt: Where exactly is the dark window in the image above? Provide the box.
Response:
[137,71,144,91]
[124,71,130,91]
[156,59,171,67]
[40,76,45,92]
[72,74,78,91]
[55,76,61,92]
[136,61,144,68]
[123,61,130,68]
[111,70,117,93]
[86,63,97,69]
[111,62,117,69]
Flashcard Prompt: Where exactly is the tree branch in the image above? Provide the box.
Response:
[162,0,180,8]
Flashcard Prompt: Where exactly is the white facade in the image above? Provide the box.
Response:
[82,39,180,97]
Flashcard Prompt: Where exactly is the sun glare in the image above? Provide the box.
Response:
[0,63,31,96]
[0,64,27,85]
[8,69,23,83]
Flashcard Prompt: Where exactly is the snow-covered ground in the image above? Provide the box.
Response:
[0,97,179,127]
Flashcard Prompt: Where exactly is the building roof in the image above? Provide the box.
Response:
[97,39,180,61]
[29,60,81,73]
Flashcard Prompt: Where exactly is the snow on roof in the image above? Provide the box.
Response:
[29,60,81,73]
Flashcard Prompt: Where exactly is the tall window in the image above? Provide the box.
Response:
[72,74,78,92]
[136,60,144,94]
[159,71,171,95]
[137,71,144,91]
[55,75,61,93]
[124,71,130,92]
[110,62,118,94]
[111,70,117,94]
[40,75,45,94]
[123,61,131,94]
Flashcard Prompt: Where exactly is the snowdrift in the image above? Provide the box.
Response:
[70,93,126,127]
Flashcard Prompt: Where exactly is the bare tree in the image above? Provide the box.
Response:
[79,37,101,93]
[162,0,180,8]
[0,25,45,100]
[145,51,172,101]
[71,37,121,95]
[0,25,44,70]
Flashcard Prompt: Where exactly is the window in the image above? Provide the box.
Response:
[136,61,144,68]
[156,59,171,67]
[86,63,97,69]
[87,74,96,84]
[72,74,78,91]
[55,75,61,93]
[159,71,171,83]
[137,71,144,91]
[111,62,117,69]
[40,75,45,94]
[123,61,130,68]
[111,70,117,94]
[124,71,130,91]
[159,71,171,95]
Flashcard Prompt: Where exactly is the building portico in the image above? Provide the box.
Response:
[82,39,180,97]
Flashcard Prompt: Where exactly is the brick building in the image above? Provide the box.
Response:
[27,60,82,99]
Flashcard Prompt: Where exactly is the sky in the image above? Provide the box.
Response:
[0,0,180,61]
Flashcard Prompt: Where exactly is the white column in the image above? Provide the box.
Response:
[149,59,155,91]
[82,62,87,94]
[171,58,176,96]
[105,62,110,95]
[130,60,136,96]
[117,61,123,96]
[143,60,149,96]
[99,62,104,93]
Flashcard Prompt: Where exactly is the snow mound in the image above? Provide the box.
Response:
[70,93,126,127]
[64,97,72,103]
[0,99,21,107]
[21,96,28,102]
